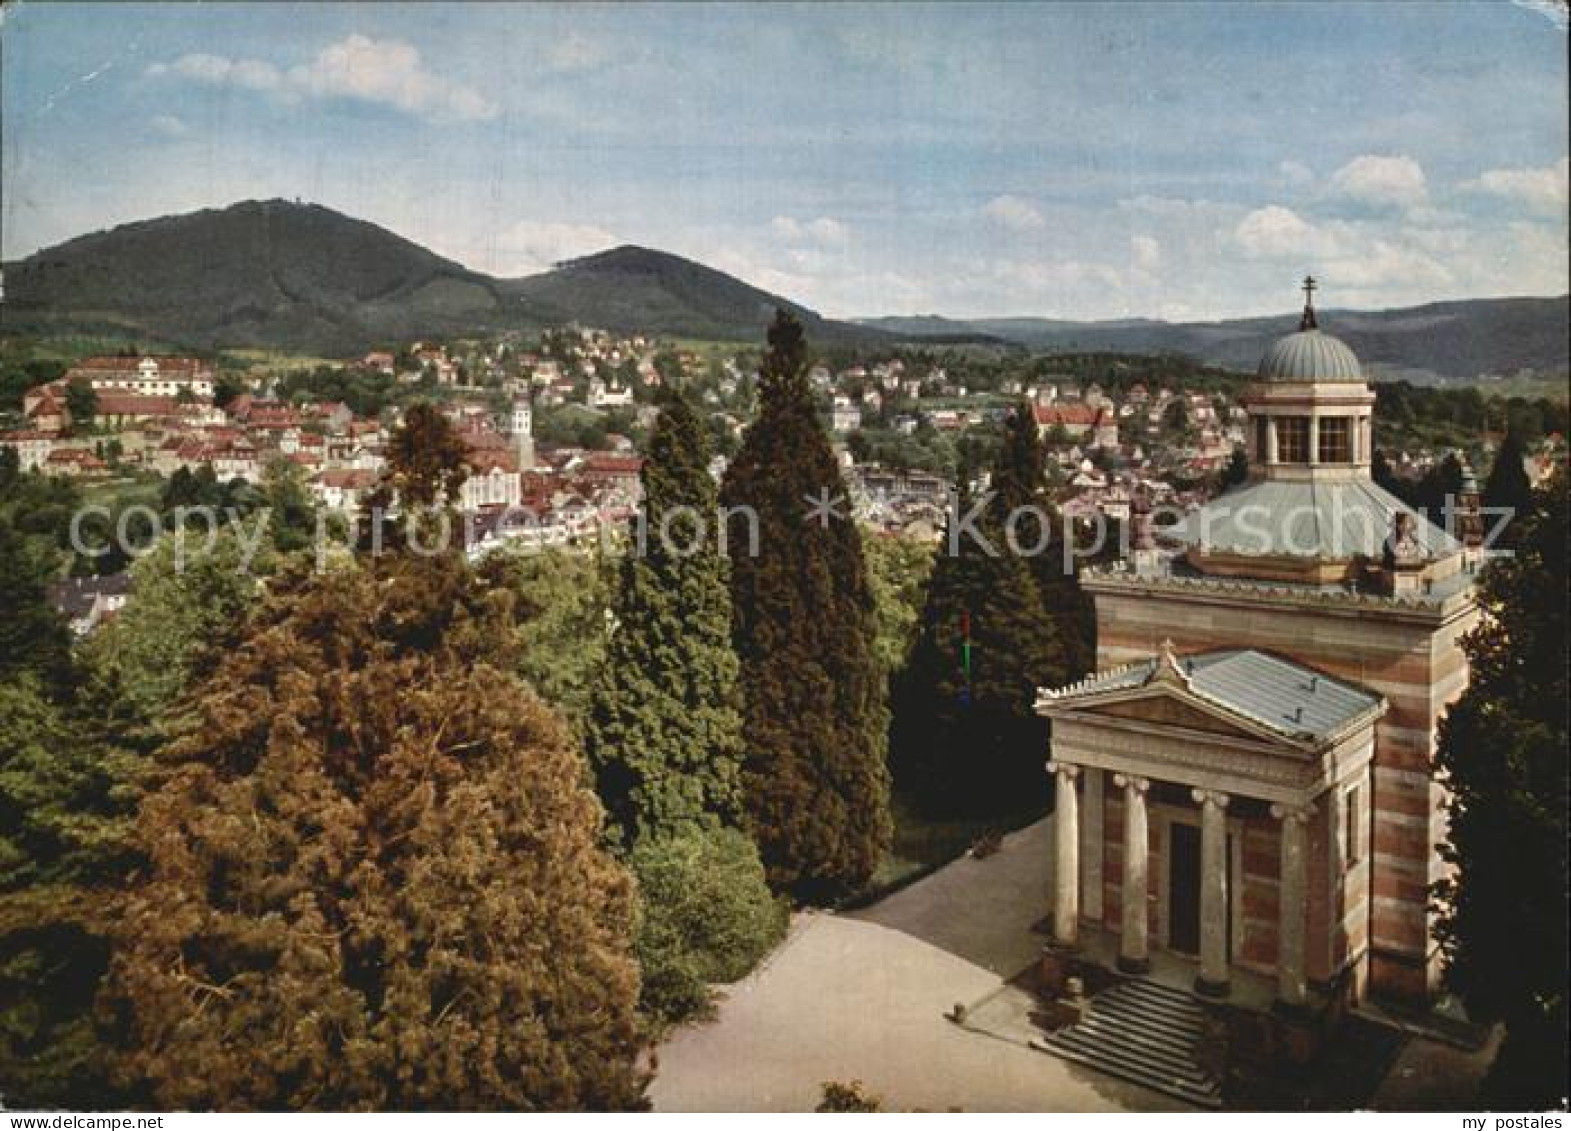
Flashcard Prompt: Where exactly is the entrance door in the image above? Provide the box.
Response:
[1168,822,1202,954]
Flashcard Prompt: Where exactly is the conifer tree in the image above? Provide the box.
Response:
[721,312,891,902]
[103,554,647,1110]
[585,392,783,1020]
[893,476,1064,816]
[587,391,745,843]
[1435,470,1567,1109]
[0,676,147,1109]
[988,401,1094,682]
[1482,430,1535,545]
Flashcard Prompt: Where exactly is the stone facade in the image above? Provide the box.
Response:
[1040,289,1479,1014]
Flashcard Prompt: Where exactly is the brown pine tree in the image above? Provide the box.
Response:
[103,555,648,1110]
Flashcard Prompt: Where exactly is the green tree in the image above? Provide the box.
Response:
[629,827,786,1025]
[477,548,610,738]
[79,528,267,727]
[721,311,891,901]
[583,393,782,1022]
[863,534,935,679]
[0,519,73,693]
[893,478,1064,817]
[102,554,649,1110]
[1219,448,1249,490]
[260,456,317,555]
[1434,470,1568,1109]
[1416,451,1466,530]
[586,392,745,844]
[385,402,469,508]
[0,677,146,1109]
[987,402,1093,682]
[212,373,245,409]
[1482,431,1535,544]
[65,377,97,434]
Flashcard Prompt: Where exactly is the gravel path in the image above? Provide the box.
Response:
[651,817,1187,1112]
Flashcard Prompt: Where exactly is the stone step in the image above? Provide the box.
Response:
[1033,1034,1222,1108]
[1044,1028,1212,1092]
[1091,990,1205,1033]
[1074,1015,1206,1072]
[1031,978,1222,1108]
[1107,977,1209,1011]
[1119,976,1206,1007]
[1062,1018,1208,1078]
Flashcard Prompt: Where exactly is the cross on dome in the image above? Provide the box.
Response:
[1300,274,1319,331]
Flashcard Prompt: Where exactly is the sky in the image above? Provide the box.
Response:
[2,1,1567,321]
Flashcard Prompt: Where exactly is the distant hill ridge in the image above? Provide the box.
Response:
[862,301,1570,384]
[3,199,1566,382]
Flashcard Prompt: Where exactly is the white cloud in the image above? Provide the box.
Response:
[148,36,498,123]
[1465,156,1569,216]
[1130,235,1162,273]
[982,194,1045,231]
[1329,154,1429,208]
[769,215,851,245]
[149,53,283,92]
[149,114,189,138]
[1234,206,1317,257]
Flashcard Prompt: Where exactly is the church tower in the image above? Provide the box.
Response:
[1040,279,1480,1018]
[510,396,535,472]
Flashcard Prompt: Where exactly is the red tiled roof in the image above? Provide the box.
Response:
[1032,404,1099,427]
[582,453,643,475]
[466,450,519,474]
[97,394,178,417]
[318,469,380,489]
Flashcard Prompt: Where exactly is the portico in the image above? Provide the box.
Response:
[1039,643,1384,1011]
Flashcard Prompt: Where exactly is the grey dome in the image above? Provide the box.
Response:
[1257,329,1364,383]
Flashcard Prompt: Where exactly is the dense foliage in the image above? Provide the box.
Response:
[628,827,786,1025]
[1434,470,1568,1109]
[587,392,745,844]
[721,312,892,901]
[478,548,611,738]
[102,553,649,1110]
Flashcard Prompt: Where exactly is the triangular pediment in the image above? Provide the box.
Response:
[1057,685,1298,747]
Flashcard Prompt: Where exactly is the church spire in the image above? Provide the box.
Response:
[1299,274,1318,331]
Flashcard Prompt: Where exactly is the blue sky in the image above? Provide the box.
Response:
[3,1,1566,320]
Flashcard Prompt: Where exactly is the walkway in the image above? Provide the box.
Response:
[652,818,1186,1112]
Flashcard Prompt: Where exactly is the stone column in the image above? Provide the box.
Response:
[1271,802,1315,1010]
[1308,414,1320,465]
[1266,417,1279,464]
[1193,788,1231,997]
[1115,774,1151,974]
[1050,761,1081,948]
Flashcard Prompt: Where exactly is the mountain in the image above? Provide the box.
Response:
[862,297,1570,384]
[5,199,1565,380]
[503,245,879,344]
[1,200,885,353]
[2,200,515,353]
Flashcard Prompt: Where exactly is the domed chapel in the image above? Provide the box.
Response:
[1037,279,1482,1038]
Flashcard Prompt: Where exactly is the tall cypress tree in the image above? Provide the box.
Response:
[1483,431,1535,546]
[721,311,890,902]
[587,391,745,844]
[988,402,1094,681]
[893,476,1064,817]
